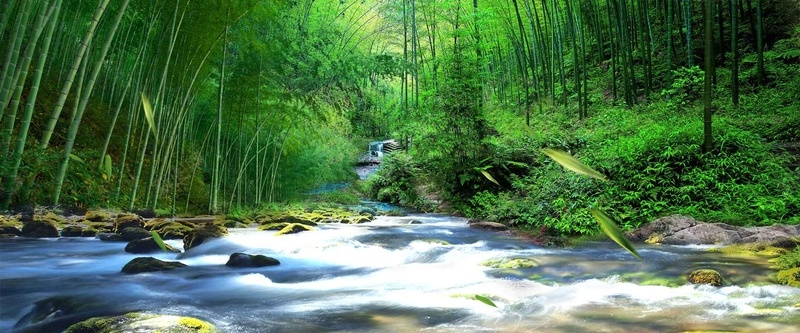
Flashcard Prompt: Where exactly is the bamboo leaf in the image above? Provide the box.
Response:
[150,230,168,253]
[103,154,112,182]
[542,148,607,181]
[141,93,157,144]
[480,170,500,186]
[474,295,498,308]
[68,154,84,164]
[589,209,640,259]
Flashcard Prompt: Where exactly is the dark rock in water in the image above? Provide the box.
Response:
[409,220,423,224]
[119,227,151,241]
[183,224,228,250]
[21,219,59,238]
[113,214,144,233]
[226,252,280,267]
[1,225,22,236]
[81,228,98,237]
[121,257,187,274]
[469,221,508,231]
[65,313,217,333]
[60,225,85,237]
[144,218,195,239]
[357,207,377,216]
[96,233,123,242]
[629,214,800,245]
[131,209,157,218]
[687,269,723,286]
[125,237,180,254]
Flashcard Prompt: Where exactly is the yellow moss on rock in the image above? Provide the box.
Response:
[687,269,723,287]
[711,243,788,257]
[776,268,800,287]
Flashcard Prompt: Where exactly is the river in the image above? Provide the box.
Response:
[1,214,799,332]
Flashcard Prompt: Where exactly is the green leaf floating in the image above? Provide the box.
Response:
[474,295,498,307]
[480,170,500,186]
[542,148,608,181]
[589,209,641,259]
[141,93,158,144]
[150,230,168,253]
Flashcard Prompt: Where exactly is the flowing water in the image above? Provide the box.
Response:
[1,214,799,332]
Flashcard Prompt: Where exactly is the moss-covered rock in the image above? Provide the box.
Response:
[225,252,280,267]
[87,222,114,233]
[21,219,59,237]
[687,269,723,286]
[125,237,180,254]
[113,214,144,233]
[84,210,112,222]
[61,225,86,237]
[65,313,217,333]
[275,223,314,235]
[183,224,228,250]
[119,227,151,241]
[121,257,187,274]
[1,225,22,236]
[258,222,290,231]
[144,218,195,240]
[482,258,540,269]
[711,243,789,257]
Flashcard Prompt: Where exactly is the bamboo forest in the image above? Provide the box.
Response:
[1,0,800,332]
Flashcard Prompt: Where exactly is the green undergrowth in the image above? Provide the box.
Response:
[454,92,800,235]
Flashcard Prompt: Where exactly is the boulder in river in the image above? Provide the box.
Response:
[275,223,313,235]
[469,221,509,231]
[96,232,124,241]
[1,225,22,237]
[21,219,59,238]
[125,237,180,254]
[144,218,195,239]
[225,252,280,267]
[60,225,85,237]
[629,214,800,245]
[65,313,217,333]
[119,227,151,241]
[183,224,228,250]
[687,269,723,286]
[121,257,187,274]
[84,210,111,222]
[113,214,144,233]
[482,258,539,269]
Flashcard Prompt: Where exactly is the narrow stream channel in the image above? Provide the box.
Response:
[1,214,798,332]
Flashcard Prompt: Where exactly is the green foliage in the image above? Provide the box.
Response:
[366,152,430,210]
[773,246,800,270]
[660,66,705,108]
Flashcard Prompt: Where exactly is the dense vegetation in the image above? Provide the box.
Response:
[1,0,799,236]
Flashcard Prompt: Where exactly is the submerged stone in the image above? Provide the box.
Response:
[687,269,723,287]
[65,313,217,333]
[482,258,539,269]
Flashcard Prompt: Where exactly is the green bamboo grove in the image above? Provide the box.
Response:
[0,0,794,214]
